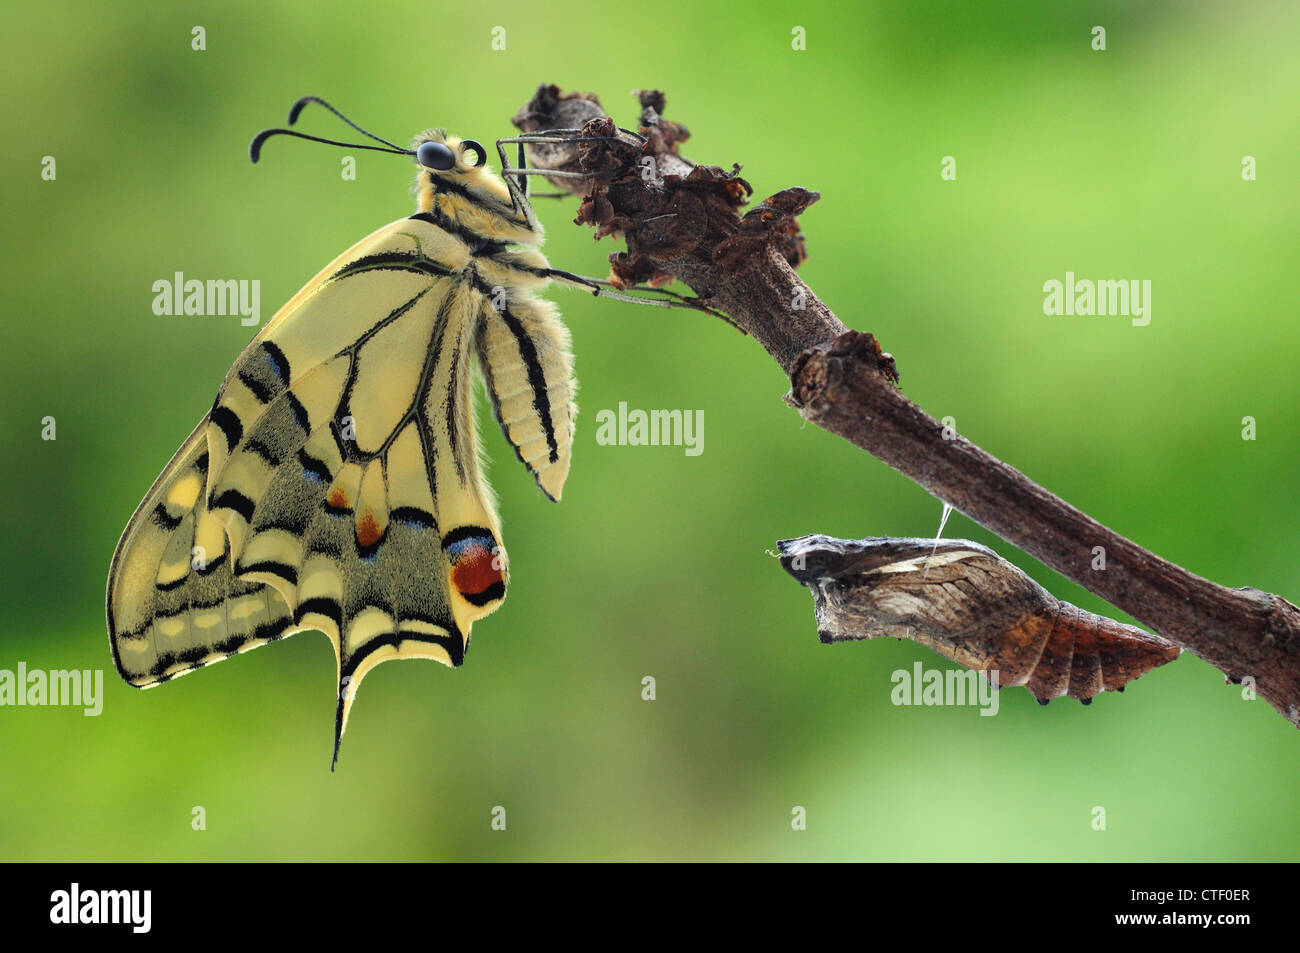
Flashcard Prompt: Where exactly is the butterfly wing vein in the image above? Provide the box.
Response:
[107,209,576,745]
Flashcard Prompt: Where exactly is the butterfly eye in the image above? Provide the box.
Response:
[416,141,456,171]
[460,139,487,168]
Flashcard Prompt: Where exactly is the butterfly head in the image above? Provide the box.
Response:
[250,98,491,181]
[412,129,506,208]
[413,129,488,176]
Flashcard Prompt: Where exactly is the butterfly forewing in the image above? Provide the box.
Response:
[108,422,298,683]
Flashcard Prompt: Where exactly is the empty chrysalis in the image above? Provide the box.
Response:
[777,535,1180,704]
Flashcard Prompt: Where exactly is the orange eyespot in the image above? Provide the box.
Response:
[443,529,505,607]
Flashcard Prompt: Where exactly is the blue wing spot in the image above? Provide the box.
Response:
[263,341,291,383]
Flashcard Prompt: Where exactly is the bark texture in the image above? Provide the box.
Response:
[512,84,1300,726]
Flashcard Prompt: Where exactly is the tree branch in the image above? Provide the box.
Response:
[512,84,1300,727]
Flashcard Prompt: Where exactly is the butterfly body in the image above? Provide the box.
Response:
[108,125,576,765]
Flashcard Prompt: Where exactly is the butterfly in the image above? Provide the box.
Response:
[106,97,699,767]
[778,535,1180,703]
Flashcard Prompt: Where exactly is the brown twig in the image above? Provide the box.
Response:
[512,84,1300,727]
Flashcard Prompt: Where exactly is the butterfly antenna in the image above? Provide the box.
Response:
[287,95,408,152]
[250,128,413,163]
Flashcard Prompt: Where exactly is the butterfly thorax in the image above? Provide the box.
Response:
[414,148,542,247]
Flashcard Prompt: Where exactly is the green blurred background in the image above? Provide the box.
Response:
[2,0,1297,861]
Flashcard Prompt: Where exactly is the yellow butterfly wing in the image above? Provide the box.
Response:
[107,210,576,765]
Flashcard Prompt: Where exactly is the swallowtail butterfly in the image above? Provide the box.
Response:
[107,97,688,766]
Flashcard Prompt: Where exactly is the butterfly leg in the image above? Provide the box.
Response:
[494,136,542,232]
[543,267,739,327]
[496,132,738,327]
[494,131,643,227]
